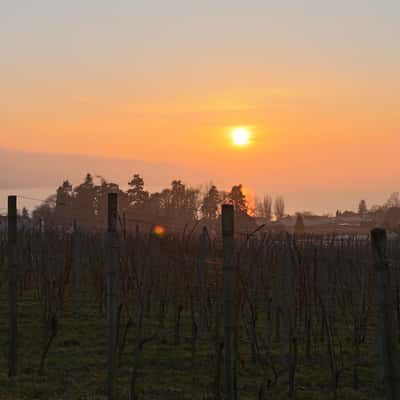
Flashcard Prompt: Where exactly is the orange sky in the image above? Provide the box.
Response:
[1,1,399,213]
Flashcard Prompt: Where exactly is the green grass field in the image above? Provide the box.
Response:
[0,283,385,400]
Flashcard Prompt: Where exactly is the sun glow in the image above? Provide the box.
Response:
[232,127,250,146]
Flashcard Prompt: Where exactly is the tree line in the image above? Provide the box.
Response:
[32,173,287,230]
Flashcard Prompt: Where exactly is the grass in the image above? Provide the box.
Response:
[0,280,386,400]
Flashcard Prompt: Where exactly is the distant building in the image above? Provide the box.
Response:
[279,214,333,228]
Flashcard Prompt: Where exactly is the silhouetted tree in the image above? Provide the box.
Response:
[160,188,172,216]
[161,180,200,221]
[54,180,73,226]
[183,187,201,220]
[228,184,247,213]
[73,174,97,227]
[255,194,272,220]
[32,195,57,225]
[386,192,400,208]
[274,195,285,220]
[358,200,368,215]
[171,180,186,210]
[127,174,149,209]
[139,191,165,220]
[201,185,220,220]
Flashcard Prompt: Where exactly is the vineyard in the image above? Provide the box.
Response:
[0,195,399,400]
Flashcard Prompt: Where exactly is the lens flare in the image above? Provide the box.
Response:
[152,224,166,238]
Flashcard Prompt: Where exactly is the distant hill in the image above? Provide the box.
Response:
[0,147,203,191]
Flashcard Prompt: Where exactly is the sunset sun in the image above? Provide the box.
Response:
[232,127,250,146]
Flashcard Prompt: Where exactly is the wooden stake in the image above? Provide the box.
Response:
[198,226,208,337]
[8,195,17,377]
[371,228,400,400]
[72,219,81,318]
[106,193,118,399]
[222,204,237,400]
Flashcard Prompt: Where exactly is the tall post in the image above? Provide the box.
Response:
[38,217,45,300]
[135,224,144,345]
[72,219,81,318]
[122,211,127,239]
[222,204,237,400]
[371,228,400,400]
[8,195,17,377]
[281,234,296,366]
[106,193,118,399]
[198,226,208,337]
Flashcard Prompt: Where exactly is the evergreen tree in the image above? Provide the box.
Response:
[127,174,149,208]
[358,199,368,215]
[228,184,247,213]
[73,173,97,227]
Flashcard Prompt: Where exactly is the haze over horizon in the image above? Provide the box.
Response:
[1,1,399,214]
[0,147,395,216]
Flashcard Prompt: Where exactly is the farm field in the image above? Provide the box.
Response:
[0,289,384,400]
[0,221,395,400]
[2,1,399,398]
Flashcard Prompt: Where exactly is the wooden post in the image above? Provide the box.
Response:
[248,238,258,364]
[371,228,400,400]
[222,204,237,400]
[122,211,127,239]
[134,223,144,346]
[198,226,208,337]
[282,234,297,396]
[281,234,296,367]
[8,195,17,377]
[72,220,81,318]
[270,252,282,345]
[106,193,119,400]
[38,217,45,300]
[248,238,258,314]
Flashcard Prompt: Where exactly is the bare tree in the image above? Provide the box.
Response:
[262,195,272,221]
[256,195,273,220]
[386,192,400,208]
[274,195,285,220]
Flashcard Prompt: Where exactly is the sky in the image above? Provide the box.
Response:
[1,1,399,214]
